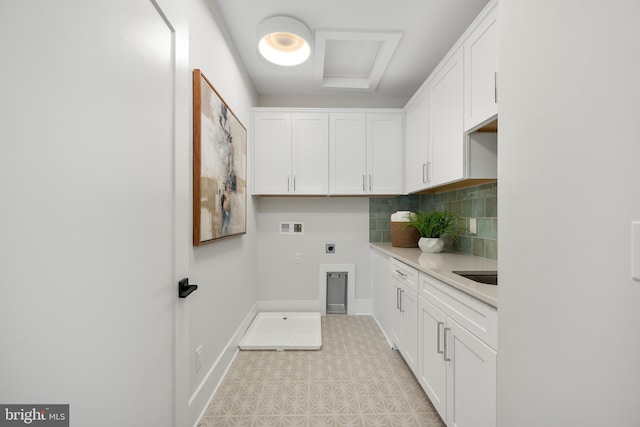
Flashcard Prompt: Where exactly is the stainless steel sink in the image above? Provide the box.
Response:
[452,271,498,285]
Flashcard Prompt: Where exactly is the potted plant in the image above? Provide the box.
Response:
[406,210,461,253]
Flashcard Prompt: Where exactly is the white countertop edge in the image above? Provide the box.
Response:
[370,242,498,308]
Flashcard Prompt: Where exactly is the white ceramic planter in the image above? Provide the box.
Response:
[418,237,445,253]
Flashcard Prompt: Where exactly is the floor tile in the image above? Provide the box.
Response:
[197,315,445,427]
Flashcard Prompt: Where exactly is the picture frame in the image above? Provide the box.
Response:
[192,69,247,246]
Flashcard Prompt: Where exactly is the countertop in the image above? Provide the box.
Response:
[370,242,498,308]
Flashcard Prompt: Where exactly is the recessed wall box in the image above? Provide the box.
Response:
[280,221,304,234]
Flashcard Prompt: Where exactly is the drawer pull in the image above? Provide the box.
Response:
[444,327,452,362]
[394,269,407,277]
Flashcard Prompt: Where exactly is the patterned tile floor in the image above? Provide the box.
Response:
[198,315,445,427]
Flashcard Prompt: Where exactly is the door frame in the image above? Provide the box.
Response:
[150,1,191,426]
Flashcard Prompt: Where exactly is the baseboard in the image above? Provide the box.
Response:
[256,299,321,312]
[256,299,372,315]
[189,302,258,427]
[372,313,395,349]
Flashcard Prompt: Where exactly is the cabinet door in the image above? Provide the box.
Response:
[292,113,328,194]
[418,296,448,422]
[372,250,392,341]
[367,113,404,194]
[403,288,419,375]
[329,113,367,194]
[464,3,498,132]
[429,48,464,187]
[446,320,497,427]
[390,279,404,351]
[405,89,430,193]
[253,112,291,194]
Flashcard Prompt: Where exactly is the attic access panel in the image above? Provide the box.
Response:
[313,30,402,91]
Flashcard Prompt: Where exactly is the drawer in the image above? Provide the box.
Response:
[390,258,418,293]
[420,272,497,350]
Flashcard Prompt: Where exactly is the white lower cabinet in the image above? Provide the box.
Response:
[418,272,497,427]
[403,287,419,374]
[446,316,497,427]
[377,253,498,427]
[390,259,419,375]
[418,296,448,417]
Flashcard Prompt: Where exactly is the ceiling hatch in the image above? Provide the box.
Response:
[313,30,402,91]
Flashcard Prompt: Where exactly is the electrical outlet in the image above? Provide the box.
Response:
[295,253,302,264]
[195,345,203,372]
[469,218,477,235]
[280,221,304,234]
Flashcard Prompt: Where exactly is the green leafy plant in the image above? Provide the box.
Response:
[406,210,462,240]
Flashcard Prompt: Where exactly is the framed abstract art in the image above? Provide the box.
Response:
[192,69,247,245]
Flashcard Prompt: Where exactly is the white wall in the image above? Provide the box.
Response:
[256,197,371,312]
[185,0,258,425]
[498,1,640,425]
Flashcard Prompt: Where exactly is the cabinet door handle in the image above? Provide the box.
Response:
[443,327,452,361]
[368,174,372,191]
[394,269,407,278]
[426,162,432,183]
[293,175,296,192]
[362,175,366,192]
[422,164,427,183]
[494,71,498,104]
[399,289,404,312]
[396,287,400,310]
[436,322,444,354]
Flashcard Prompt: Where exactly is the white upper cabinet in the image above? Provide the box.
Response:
[253,111,328,195]
[292,113,329,194]
[254,109,403,196]
[253,112,292,195]
[329,113,367,194]
[464,1,498,132]
[328,111,403,195]
[429,47,465,188]
[366,113,404,195]
[403,0,498,194]
[404,87,430,194]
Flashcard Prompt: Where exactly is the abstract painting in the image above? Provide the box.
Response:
[192,69,247,245]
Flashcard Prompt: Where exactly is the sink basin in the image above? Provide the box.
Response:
[452,271,498,285]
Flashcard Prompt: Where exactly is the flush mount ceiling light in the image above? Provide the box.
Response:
[257,16,311,66]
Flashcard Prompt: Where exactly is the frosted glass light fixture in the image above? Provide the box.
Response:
[257,16,311,66]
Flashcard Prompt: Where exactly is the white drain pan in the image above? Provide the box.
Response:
[238,312,322,350]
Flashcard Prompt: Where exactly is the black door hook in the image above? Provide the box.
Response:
[178,278,198,298]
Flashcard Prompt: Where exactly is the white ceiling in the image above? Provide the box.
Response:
[214,0,489,106]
